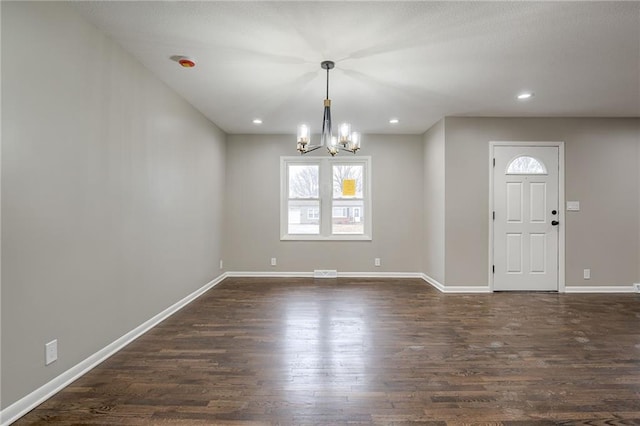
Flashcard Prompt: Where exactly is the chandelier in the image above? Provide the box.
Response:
[296,61,361,156]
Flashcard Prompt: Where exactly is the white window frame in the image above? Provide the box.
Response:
[281,156,372,241]
[506,155,548,175]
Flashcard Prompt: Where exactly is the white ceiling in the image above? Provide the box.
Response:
[73,1,640,135]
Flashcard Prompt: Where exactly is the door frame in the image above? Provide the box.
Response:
[488,141,566,292]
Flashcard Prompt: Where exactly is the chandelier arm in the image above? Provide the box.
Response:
[339,147,358,154]
[301,145,322,154]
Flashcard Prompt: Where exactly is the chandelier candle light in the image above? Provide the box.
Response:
[297,61,361,156]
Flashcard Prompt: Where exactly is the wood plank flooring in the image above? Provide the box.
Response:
[14,277,640,425]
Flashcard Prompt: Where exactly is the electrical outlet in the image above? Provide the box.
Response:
[583,269,591,280]
[374,258,381,267]
[219,259,223,270]
[45,339,58,365]
[271,257,277,266]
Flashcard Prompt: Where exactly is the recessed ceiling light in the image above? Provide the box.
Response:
[517,92,534,100]
[389,118,399,124]
[177,57,196,68]
[252,119,263,124]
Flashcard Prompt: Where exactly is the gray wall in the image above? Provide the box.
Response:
[224,134,424,273]
[443,117,640,287]
[1,2,226,408]
[422,120,445,283]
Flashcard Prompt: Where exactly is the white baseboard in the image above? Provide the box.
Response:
[339,272,423,279]
[421,274,636,294]
[564,285,636,293]
[225,271,313,278]
[442,285,492,293]
[0,273,227,426]
[226,271,424,279]
[420,273,491,293]
[421,273,446,292]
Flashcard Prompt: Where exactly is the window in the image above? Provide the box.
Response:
[332,163,364,235]
[281,157,371,240]
[506,156,547,174]
[287,164,319,235]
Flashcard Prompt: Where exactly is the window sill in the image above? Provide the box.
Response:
[280,234,372,242]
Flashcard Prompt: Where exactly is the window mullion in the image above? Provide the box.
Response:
[320,159,332,237]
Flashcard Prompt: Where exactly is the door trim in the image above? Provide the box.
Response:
[489,141,565,292]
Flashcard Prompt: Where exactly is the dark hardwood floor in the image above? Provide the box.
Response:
[14,277,640,425]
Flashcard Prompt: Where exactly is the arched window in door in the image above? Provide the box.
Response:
[506,156,547,175]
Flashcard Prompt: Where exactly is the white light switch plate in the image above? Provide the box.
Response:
[567,201,580,211]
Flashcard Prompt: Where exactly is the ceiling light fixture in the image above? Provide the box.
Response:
[517,92,534,100]
[389,118,399,124]
[296,61,361,156]
[252,118,263,124]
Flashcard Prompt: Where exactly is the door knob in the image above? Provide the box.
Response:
[551,220,559,226]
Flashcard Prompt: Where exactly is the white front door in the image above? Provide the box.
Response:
[493,146,559,291]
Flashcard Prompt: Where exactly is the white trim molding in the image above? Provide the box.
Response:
[564,285,637,293]
[0,273,227,426]
[225,271,314,278]
[421,273,491,293]
[226,271,424,279]
[338,272,423,279]
[441,286,492,294]
[421,273,445,292]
